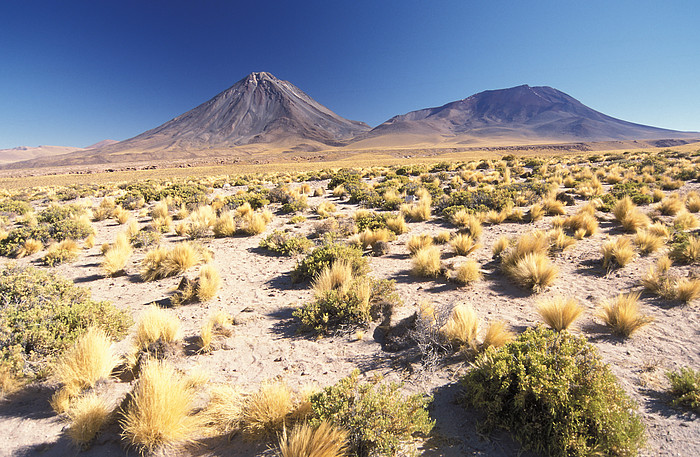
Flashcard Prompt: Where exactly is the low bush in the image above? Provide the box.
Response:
[309,369,434,457]
[0,265,130,380]
[259,230,313,256]
[42,239,81,266]
[462,327,645,457]
[666,367,700,413]
[0,218,93,257]
[292,243,368,283]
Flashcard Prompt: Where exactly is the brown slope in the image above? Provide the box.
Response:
[354,85,698,147]
[0,145,84,164]
[6,72,369,168]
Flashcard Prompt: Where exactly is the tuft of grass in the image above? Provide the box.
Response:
[601,236,636,270]
[385,214,408,235]
[686,192,700,213]
[658,196,685,216]
[440,304,480,350]
[503,252,558,292]
[450,210,483,238]
[278,421,348,457]
[633,230,665,255]
[449,259,482,285]
[674,277,700,304]
[433,230,451,245]
[15,238,43,258]
[52,327,119,403]
[670,234,700,264]
[241,380,295,440]
[411,246,442,278]
[198,311,233,353]
[120,359,200,453]
[201,384,245,434]
[150,200,170,220]
[141,242,204,281]
[665,367,700,413]
[600,292,652,337]
[563,212,598,237]
[535,297,584,331]
[102,232,133,276]
[527,203,544,222]
[450,233,480,256]
[481,320,514,350]
[241,212,268,235]
[613,197,650,232]
[674,212,699,231]
[134,306,181,351]
[492,236,510,259]
[406,233,433,255]
[196,264,221,302]
[312,260,354,296]
[42,239,81,266]
[66,392,112,448]
[213,211,236,237]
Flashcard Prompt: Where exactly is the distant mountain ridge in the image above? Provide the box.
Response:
[357,85,696,145]
[3,75,697,169]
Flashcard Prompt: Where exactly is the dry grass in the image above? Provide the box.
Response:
[316,201,336,219]
[440,304,480,350]
[686,191,700,212]
[527,203,545,222]
[52,327,119,409]
[481,320,514,350]
[492,236,510,259]
[433,230,452,245]
[411,246,442,278]
[674,278,700,304]
[658,196,685,216]
[386,214,408,234]
[602,236,636,270]
[241,380,295,440]
[134,306,181,351]
[647,222,670,238]
[357,228,395,249]
[641,265,676,300]
[600,292,653,337]
[278,421,348,457]
[236,202,254,218]
[503,252,558,292]
[450,210,483,239]
[406,233,433,255]
[188,205,217,237]
[15,238,43,258]
[548,227,576,252]
[66,392,112,448]
[563,212,598,237]
[449,259,482,285]
[120,359,200,453]
[197,264,222,302]
[198,311,234,353]
[312,260,353,296]
[400,200,431,222]
[201,385,246,434]
[151,200,170,220]
[102,232,134,276]
[613,197,650,232]
[213,211,237,237]
[450,233,480,256]
[536,297,584,331]
[141,242,203,281]
[541,198,566,215]
[241,213,268,235]
[634,230,665,255]
[42,239,81,266]
[674,212,699,231]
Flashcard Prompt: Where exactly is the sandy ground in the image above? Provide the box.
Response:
[0,175,698,457]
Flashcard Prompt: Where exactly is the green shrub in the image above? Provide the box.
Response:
[292,243,368,283]
[259,230,313,256]
[0,219,93,256]
[598,182,654,212]
[669,232,700,264]
[223,190,270,210]
[309,369,434,456]
[439,182,549,217]
[117,181,210,207]
[0,199,32,215]
[37,204,87,224]
[327,169,362,190]
[354,211,389,231]
[462,327,645,457]
[666,367,700,413]
[0,265,131,379]
[294,278,400,333]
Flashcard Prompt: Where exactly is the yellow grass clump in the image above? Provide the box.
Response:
[357,228,395,249]
[449,259,482,285]
[411,246,442,278]
[141,242,204,281]
[113,206,131,225]
[602,236,636,270]
[102,232,134,276]
[440,304,480,350]
[241,380,295,440]
[316,201,336,219]
[686,191,700,212]
[150,200,170,220]
[450,233,480,256]
[481,320,514,350]
[241,213,268,235]
[42,239,81,266]
[633,230,665,255]
[406,233,433,255]
[385,214,408,235]
[674,212,699,231]
[120,359,200,453]
[536,297,584,331]
[201,385,246,434]
[433,230,452,245]
[189,265,219,303]
[658,196,685,216]
[501,237,558,293]
[15,238,43,258]
[198,311,234,353]
[563,212,598,237]
[66,392,112,448]
[674,277,700,304]
[613,197,650,232]
[541,198,566,215]
[312,260,354,296]
[527,203,545,222]
[134,306,181,351]
[51,327,119,413]
[600,292,653,337]
[492,236,510,259]
[213,211,237,237]
[278,421,349,457]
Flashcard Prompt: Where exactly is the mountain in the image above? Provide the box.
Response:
[353,85,697,147]
[85,139,119,149]
[0,145,84,164]
[103,72,369,152]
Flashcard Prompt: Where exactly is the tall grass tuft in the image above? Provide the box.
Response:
[278,421,348,457]
[600,292,652,337]
[411,246,442,278]
[241,380,295,440]
[440,304,480,350]
[66,392,112,448]
[536,297,584,331]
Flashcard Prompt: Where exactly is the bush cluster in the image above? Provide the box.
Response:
[462,327,645,457]
[292,243,369,283]
[259,230,313,256]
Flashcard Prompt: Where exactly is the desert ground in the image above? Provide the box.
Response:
[0,146,699,457]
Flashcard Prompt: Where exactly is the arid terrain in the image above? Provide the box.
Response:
[0,146,699,457]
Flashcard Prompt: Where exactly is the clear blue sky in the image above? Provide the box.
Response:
[1,0,698,149]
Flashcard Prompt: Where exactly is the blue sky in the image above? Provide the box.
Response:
[1,0,698,148]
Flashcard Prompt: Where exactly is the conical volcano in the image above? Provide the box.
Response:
[115,71,370,150]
